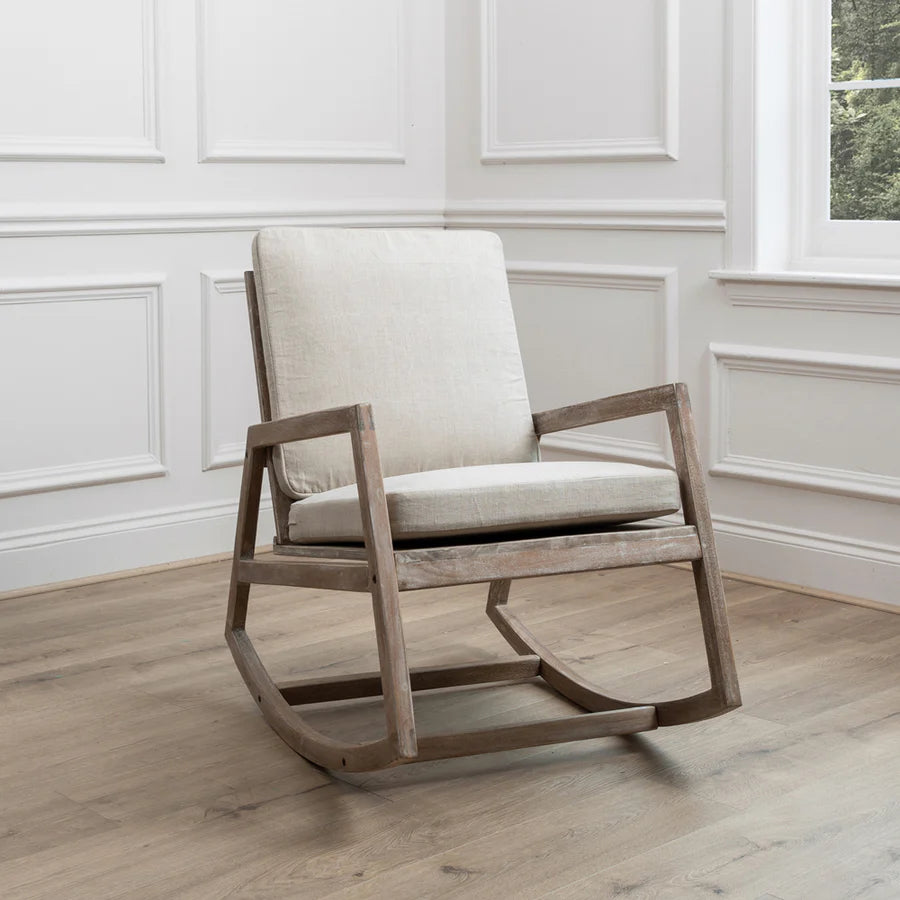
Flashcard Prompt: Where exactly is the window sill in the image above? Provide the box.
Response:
[709,269,900,314]
[710,269,900,290]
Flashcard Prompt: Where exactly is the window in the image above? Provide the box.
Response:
[796,0,900,268]
[723,0,900,275]
[830,0,900,222]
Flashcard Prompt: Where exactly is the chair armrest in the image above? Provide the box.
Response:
[532,384,679,436]
[533,383,713,549]
[243,402,393,559]
[246,403,370,450]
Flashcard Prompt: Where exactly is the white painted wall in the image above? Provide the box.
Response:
[2,0,898,607]
[445,0,899,607]
[0,0,445,592]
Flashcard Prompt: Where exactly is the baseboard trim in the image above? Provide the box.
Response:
[0,546,271,602]
[0,496,275,595]
[704,513,899,610]
[668,562,899,615]
[7,545,893,613]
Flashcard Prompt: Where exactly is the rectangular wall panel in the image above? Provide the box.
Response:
[710,344,900,502]
[0,0,161,161]
[198,0,405,162]
[482,0,678,162]
[200,273,262,470]
[508,262,678,465]
[0,277,165,496]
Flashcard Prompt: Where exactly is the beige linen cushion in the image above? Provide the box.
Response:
[288,460,681,543]
[252,227,539,497]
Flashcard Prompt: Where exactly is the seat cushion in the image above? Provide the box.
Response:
[288,461,681,544]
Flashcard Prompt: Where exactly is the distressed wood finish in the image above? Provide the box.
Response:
[347,403,417,762]
[393,526,701,590]
[225,401,412,770]
[237,557,369,592]
[228,252,741,770]
[532,383,678,435]
[244,272,294,545]
[413,706,659,762]
[273,542,369,560]
[487,579,638,712]
[665,384,742,715]
[529,382,742,724]
[278,657,541,706]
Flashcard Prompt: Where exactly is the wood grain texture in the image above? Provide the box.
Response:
[227,379,738,763]
[237,557,369,592]
[665,384,742,715]
[279,656,541,705]
[244,271,294,544]
[2,563,898,897]
[394,526,702,590]
[414,705,659,762]
[532,383,679,435]
[348,402,417,761]
[241,248,737,763]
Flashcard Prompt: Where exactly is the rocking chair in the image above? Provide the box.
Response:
[226,227,740,772]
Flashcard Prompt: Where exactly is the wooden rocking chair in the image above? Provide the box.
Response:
[226,227,740,772]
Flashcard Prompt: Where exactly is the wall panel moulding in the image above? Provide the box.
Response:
[0,203,446,238]
[508,261,678,467]
[196,0,406,163]
[445,200,726,232]
[0,276,166,497]
[200,272,262,471]
[481,0,679,163]
[709,343,900,503]
[0,0,162,162]
[711,271,900,314]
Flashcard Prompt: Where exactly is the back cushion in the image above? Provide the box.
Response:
[252,227,539,496]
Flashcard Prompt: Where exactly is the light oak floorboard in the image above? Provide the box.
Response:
[1,561,898,898]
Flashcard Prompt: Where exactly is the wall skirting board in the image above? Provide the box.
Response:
[0,497,274,596]
[658,512,900,608]
[5,497,894,608]
[713,514,900,609]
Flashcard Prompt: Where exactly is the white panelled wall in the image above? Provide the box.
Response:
[0,0,446,592]
[1,0,898,607]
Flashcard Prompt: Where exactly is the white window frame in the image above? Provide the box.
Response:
[797,0,900,269]
[722,0,900,280]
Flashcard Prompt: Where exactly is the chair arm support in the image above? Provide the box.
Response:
[532,382,704,531]
[532,383,680,436]
[246,403,369,450]
[242,401,396,558]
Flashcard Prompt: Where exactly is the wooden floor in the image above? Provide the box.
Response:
[1,562,898,899]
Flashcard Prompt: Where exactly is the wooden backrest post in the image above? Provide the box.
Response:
[244,270,294,545]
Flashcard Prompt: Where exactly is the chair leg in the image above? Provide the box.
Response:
[349,405,417,761]
[224,445,414,772]
[665,383,741,720]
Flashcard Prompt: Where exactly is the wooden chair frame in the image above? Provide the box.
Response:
[226,272,741,772]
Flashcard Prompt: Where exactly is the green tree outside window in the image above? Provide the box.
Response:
[831,0,900,220]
